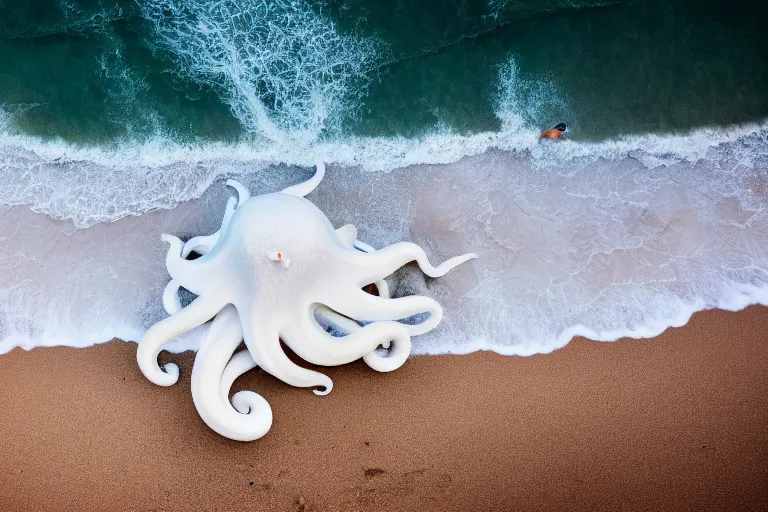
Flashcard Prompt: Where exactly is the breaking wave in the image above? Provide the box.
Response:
[137,0,383,142]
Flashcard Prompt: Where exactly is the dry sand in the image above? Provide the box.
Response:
[1,306,767,511]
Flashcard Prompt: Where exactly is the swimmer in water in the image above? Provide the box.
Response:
[540,122,567,140]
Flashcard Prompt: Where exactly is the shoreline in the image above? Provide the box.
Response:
[1,306,767,510]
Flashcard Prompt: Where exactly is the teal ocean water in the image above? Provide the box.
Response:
[0,0,767,355]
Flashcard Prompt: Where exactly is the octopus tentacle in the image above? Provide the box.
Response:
[191,305,272,442]
[163,279,183,315]
[221,349,258,411]
[325,291,443,336]
[309,304,411,373]
[217,304,398,393]
[336,224,357,247]
[181,196,236,258]
[181,232,221,259]
[225,178,251,205]
[353,239,376,253]
[161,249,191,316]
[281,307,409,367]
[345,242,477,283]
[238,308,334,396]
[362,334,411,372]
[165,180,251,312]
[163,234,222,296]
[336,227,389,298]
[280,160,325,197]
[181,178,251,259]
[137,294,225,386]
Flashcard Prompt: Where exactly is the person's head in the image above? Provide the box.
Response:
[554,123,567,132]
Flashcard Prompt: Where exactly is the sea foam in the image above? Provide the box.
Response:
[137,0,383,142]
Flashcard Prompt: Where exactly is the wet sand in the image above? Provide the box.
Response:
[1,306,767,511]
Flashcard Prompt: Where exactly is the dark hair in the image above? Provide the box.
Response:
[554,123,567,131]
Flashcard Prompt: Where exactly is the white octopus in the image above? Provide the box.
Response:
[137,162,477,441]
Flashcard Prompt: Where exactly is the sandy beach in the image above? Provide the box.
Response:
[1,306,767,511]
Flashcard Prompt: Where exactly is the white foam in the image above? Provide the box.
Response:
[137,0,383,142]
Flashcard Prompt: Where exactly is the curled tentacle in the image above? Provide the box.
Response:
[163,234,220,296]
[216,302,404,379]
[163,279,183,315]
[281,307,409,368]
[311,302,412,373]
[280,160,325,197]
[217,303,399,391]
[137,294,224,386]
[226,178,251,205]
[309,303,412,371]
[191,306,272,442]
[238,307,333,396]
[363,332,411,372]
[336,224,357,247]
[221,349,258,411]
[345,241,477,283]
[325,290,443,336]
[314,305,388,349]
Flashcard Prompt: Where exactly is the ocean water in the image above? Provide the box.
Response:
[0,0,766,355]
